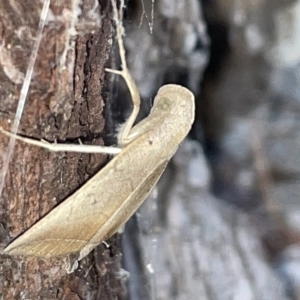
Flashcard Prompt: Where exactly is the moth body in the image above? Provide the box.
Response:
[4,84,195,258]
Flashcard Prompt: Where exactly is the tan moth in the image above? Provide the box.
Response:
[2,0,195,260]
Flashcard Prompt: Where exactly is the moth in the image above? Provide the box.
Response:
[2,0,195,260]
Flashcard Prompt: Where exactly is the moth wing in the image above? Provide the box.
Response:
[3,209,104,258]
[105,159,169,237]
[4,238,87,258]
[4,160,169,258]
[78,159,169,259]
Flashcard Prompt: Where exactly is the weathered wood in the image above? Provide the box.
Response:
[0,0,125,299]
[125,140,289,300]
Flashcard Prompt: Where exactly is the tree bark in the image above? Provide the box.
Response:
[0,0,125,299]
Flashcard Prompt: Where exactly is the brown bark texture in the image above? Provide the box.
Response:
[0,0,125,299]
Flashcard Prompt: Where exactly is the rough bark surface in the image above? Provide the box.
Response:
[119,0,290,299]
[131,140,289,300]
[0,1,125,299]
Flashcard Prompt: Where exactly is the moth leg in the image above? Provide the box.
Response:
[0,127,121,155]
[105,0,141,146]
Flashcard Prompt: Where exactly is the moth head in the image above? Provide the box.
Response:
[156,96,172,111]
[154,84,195,118]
